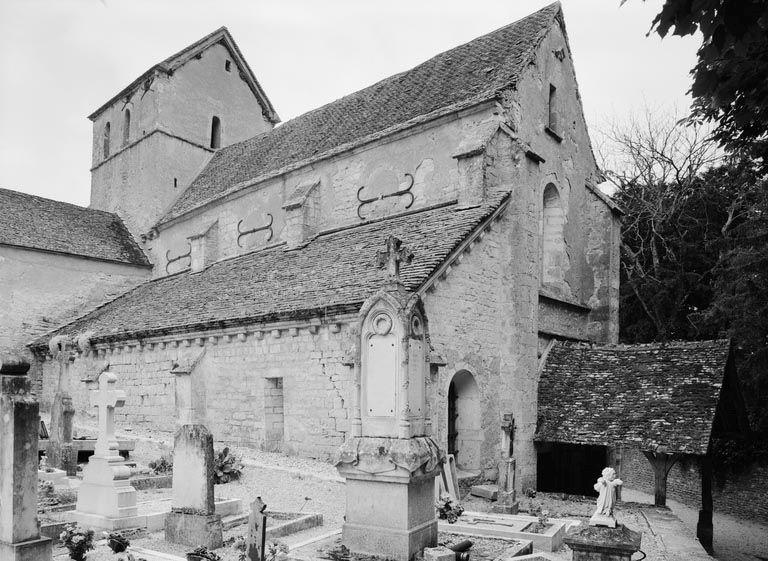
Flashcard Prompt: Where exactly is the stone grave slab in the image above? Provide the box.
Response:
[470,484,499,500]
[437,511,567,552]
[287,531,533,561]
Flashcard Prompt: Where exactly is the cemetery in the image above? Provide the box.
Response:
[5,236,759,561]
[2,3,768,561]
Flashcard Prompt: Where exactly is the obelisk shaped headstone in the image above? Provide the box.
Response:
[165,361,223,548]
[0,356,53,561]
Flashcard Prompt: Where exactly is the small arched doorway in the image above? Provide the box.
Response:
[447,370,482,472]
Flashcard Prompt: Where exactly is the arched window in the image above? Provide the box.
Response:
[541,183,568,287]
[210,116,221,149]
[122,109,131,145]
[103,122,111,158]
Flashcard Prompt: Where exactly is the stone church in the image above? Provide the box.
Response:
[15,3,742,505]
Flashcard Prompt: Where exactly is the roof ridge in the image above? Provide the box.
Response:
[0,186,120,219]
[160,3,561,223]
[196,3,561,164]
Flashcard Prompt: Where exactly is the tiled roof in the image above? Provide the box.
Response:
[159,3,561,224]
[0,187,150,266]
[31,193,508,347]
[536,340,733,455]
[88,27,278,123]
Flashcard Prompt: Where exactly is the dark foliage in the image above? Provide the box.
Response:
[636,0,768,164]
[615,159,768,430]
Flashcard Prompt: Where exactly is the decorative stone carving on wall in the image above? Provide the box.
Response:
[237,212,273,247]
[166,242,192,274]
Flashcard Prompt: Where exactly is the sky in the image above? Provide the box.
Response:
[0,0,699,207]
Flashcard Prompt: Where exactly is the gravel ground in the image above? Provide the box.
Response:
[623,488,768,561]
[57,422,768,560]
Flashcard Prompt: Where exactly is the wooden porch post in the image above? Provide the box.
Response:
[642,450,680,507]
[697,453,714,554]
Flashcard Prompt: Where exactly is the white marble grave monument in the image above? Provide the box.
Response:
[71,372,140,530]
[589,467,623,528]
[335,236,444,561]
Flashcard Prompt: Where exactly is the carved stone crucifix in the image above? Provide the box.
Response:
[91,372,126,458]
[376,235,413,283]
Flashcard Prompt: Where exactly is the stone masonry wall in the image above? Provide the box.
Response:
[39,321,355,460]
[622,447,768,524]
[0,245,149,356]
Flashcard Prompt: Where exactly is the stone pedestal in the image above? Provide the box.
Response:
[492,458,519,514]
[0,356,53,561]
[336,436,443,561]
[164,424,222,548]
[165,512,223,549]
[563,524,642,561]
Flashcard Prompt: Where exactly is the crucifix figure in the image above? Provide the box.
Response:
[91,372,126,458]
[376,235,413,283]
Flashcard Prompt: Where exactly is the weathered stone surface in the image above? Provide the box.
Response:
[246,497,267,561]
[564,524,642,561]
[0,357,52,560]
[424,546,456,561]
[164,511,223,549]
[470,484,499,501]
[171,424,215,514]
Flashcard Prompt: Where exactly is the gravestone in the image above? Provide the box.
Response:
[0,355,53,561]
[335,236,444,561]
[71,372,141,530]
[164,360,223,548]
[47,336,78,475]
[246,497,267,561]
[47,392,76,476]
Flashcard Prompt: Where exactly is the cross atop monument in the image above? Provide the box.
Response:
[376,235,413,284]
[91,372,126,458]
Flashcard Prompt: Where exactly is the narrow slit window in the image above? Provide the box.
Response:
[548,84,558,132]
[122,109,131,145]
[173,177,178,189]
[210,116,221,149]
[225,60,232,72]
[103,122,111,158]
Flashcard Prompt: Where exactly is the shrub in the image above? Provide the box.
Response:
[213,447,243,484]
[148,455,173,474]
[60,525,94,561]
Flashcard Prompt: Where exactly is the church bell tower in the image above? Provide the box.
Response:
[88,27,278,240]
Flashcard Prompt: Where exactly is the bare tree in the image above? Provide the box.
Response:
[595,106,722,340]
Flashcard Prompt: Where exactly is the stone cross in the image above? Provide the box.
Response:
[91,372,126,458]
[376,235,413,283]
[246,497,267,561]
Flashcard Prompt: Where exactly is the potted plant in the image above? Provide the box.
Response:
[186,546,222,561]
[213,447,243,484]
[435,492,464,523]
[107,531,130,553]
[59,525,94,561]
